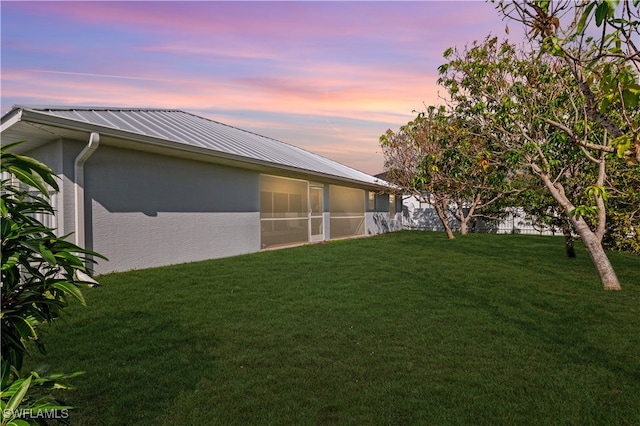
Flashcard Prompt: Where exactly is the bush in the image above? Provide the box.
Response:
[1,142,106,424]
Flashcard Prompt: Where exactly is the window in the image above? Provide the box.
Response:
[330,185,365,239]
[260,175,309,248]
[368,191,376,210]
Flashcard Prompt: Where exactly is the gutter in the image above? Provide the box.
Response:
[74,132,100,248]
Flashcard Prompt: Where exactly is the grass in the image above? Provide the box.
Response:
[29,231,639,425]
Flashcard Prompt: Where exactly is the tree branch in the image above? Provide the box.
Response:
[542,117,615,153]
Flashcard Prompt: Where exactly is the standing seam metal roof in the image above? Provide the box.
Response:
[10,106,385,186]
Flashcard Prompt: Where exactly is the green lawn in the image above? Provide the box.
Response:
[29,231,639,425]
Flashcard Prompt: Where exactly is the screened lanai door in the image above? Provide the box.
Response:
[260,175,309,249]
[309,186,324,242]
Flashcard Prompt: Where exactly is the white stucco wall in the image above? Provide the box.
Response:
[365,192,401,235]
[90,210,259,274]
[365,212,402,235]
[82,145,261,273]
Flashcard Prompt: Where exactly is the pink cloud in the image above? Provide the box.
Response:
[2,1,524,174]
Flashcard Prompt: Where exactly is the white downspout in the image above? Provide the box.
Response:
[74,132,100,248]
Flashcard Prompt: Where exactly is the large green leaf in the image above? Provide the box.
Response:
[0,362,11,391]
[53,251,84,268]
[0,197,7,218]
[594,2,610,26]
[38,245,57,266]
[1,253,20,271]
[8,317,37,340]
[576,2,597,35]
[1,145,58,191]
[51,282,86,306]
[5,167,49,196]
[3,376,31,416]
[622,86,640,110]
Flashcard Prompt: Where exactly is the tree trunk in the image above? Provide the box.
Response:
[571,216,621,290]
[459,194,481,237]
[459,218,468,235]
[536,169,621,290]
[561,220,576,258]
[434,199,455,239]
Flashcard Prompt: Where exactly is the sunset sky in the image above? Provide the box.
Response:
[1,1,523,174]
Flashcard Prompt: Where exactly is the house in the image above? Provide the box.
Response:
[1,106,401,273]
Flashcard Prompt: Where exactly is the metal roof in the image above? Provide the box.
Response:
[1,105,386,188]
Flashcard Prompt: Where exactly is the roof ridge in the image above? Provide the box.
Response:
[16,104,182,112]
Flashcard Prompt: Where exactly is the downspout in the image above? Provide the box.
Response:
[74,132,100,248]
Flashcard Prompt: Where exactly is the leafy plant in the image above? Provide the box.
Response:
[1,142,106,424]
[380,106,516,239]
[1,364,81,426]
[604,158,640,254]
[437,32,632,290]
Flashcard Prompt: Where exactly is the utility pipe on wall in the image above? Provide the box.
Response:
[74,132,100,248]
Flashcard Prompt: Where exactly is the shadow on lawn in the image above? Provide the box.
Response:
[34,310,219,426]
[466,289,640,385]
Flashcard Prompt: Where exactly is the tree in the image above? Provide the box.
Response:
[1,142,106,423]
[492,0,640,282]
[381,106,457,239]
[380,106,513,239]
[438,35,630,290]
[495,0,639,163]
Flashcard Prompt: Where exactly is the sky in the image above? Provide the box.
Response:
[1,1,523,175]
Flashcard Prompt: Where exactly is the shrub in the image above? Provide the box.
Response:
[1,142,106,424]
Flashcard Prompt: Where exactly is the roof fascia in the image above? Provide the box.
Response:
[0,108,23,133]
